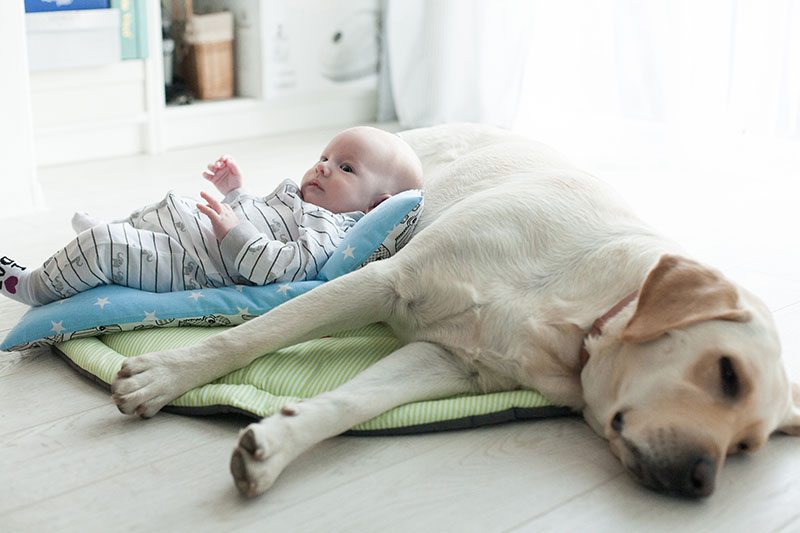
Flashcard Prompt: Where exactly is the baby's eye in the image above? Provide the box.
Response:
[340,164,353,173]
[320,156,328,162]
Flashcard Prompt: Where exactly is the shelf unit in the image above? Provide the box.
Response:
[28,0,378,166]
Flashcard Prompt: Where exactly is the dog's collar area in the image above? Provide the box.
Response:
[579,291,639,370]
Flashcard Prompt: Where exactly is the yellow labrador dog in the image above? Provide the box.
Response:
[111,124,799,498]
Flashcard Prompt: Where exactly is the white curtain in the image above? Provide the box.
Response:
[379,0,532,128]
[514,0,800,143]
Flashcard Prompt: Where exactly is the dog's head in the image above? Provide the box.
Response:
[581,254,799,498]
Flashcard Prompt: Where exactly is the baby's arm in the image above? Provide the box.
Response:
[203,154,243,196]
[221,228,321,285]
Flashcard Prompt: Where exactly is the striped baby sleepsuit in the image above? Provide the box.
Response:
[34,180,362,301]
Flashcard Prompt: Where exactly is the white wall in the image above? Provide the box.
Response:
[0,2,44,217]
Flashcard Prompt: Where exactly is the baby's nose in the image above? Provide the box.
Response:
[316,161,329,176]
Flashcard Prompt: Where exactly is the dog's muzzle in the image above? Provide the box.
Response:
[622,439,717,498]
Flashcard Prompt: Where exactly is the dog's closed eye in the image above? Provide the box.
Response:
[719,356,740,399]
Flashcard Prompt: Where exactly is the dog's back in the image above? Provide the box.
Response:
[400,124,576,230]
[384,125,680,403]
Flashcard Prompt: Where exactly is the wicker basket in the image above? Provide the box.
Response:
[179,2,234,101]
[185,40,233,100]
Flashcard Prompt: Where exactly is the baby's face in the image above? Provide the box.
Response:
[300,129,393,213]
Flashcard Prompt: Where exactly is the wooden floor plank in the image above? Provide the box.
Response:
[236,420,624,532]
[0,406,241,514]
[509,435,800,532]
[0,352,111,435]
[0,347,48,378]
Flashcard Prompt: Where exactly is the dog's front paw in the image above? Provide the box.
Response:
[110,352,190,418]
[230,408,303,497]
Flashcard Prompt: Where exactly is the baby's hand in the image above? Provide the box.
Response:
[197,191,239,241]
[203,154,243,195]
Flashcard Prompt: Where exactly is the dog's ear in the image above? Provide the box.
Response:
[778,383,800,436]
[622,254,751,343]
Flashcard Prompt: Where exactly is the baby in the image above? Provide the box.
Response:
[0,126,423,306]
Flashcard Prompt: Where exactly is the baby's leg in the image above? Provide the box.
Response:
[1,223,200,306]
[71,196,164,234]
[72,213,135,234]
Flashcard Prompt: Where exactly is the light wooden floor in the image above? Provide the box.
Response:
[2,125,799,532]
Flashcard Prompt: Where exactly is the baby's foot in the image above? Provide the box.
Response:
[71,212,107,233]
[0,256,37,305]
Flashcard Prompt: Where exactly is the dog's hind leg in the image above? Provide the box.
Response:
[230,341,477,497]
[112,261,399,418]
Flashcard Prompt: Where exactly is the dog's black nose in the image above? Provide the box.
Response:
[660,454,716,498]
[685,456,716,498]
[636,452,717,498]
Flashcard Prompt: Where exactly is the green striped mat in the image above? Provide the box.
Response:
[54,323,571,434]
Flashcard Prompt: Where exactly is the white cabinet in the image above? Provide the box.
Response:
[28,0,379,166]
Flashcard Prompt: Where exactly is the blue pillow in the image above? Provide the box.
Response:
[1,189,423,351]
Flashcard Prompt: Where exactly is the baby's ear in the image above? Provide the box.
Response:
[366,193,392,213]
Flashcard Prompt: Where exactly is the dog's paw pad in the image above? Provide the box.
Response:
[230,419,300,497]
[238,427,266,460]
[230,449,258,497]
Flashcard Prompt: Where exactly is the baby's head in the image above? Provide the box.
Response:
[300,126,423,213]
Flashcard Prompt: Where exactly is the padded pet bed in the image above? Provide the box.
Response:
[53,323,570,435]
